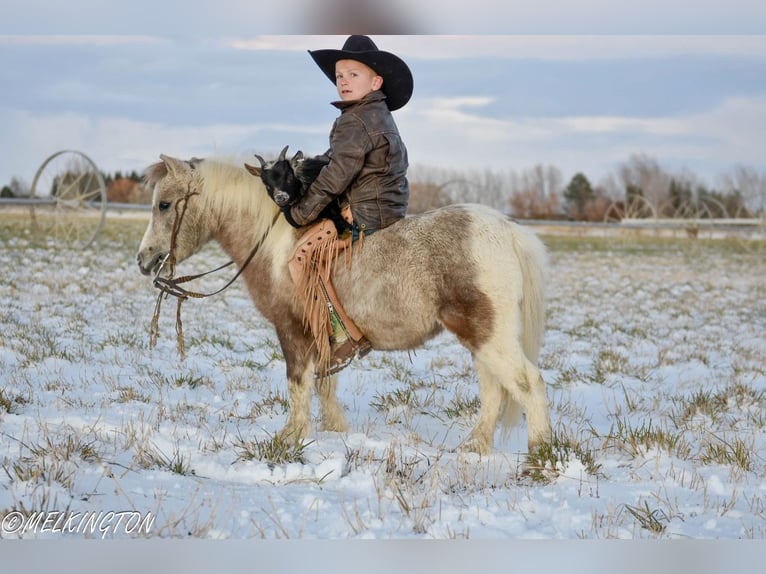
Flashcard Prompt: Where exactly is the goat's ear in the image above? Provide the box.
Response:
[160,154,192,179]
[244,163,262,177]
[290,150,304,170]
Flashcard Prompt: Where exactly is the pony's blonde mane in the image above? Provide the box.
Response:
[197,158,281,233]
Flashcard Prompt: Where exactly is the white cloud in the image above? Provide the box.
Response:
[560,116,688,136]
[688,96,766,163]
[397,94,766,181]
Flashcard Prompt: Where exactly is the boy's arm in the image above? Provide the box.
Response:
[288,115,370,226]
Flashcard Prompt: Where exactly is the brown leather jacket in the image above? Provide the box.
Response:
[290,90,409,232]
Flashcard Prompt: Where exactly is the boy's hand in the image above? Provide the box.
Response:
[282,205,302,228]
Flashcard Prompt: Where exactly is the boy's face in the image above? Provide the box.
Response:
[334,59,383,102]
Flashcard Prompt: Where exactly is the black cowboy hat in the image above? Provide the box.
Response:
[308,35,413,111]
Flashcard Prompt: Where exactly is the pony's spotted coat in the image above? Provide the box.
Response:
[137,155,552,455]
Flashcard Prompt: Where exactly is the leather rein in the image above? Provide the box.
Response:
[149,186,280,357]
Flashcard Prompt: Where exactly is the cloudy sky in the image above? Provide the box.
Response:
[2,3,765,191]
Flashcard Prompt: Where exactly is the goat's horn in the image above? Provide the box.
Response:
[278,145,289,161]
[252,153,267,168]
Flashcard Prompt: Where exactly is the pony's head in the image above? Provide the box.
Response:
[136,154,279,277]
[244,145,305,208]
[136,154,210,276]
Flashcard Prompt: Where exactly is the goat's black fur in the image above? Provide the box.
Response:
[245,146,350,235]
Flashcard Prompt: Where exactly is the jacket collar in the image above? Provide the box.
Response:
[331,90,387,111]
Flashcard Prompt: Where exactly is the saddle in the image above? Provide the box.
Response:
[288,218,371,377]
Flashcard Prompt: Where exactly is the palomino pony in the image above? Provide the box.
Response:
[136,155,552,455]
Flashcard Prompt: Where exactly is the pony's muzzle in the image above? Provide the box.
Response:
[137,251,168,276]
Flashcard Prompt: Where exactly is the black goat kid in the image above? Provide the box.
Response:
[245,146,351,235]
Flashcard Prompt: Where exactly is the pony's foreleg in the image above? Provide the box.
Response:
[283,373,313,442]
[282,369,348,439]
[316,374,348,432]
[278,326,316,442]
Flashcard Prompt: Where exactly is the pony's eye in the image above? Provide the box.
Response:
[158,201,171,212]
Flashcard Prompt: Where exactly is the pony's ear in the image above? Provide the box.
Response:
[244,163,262,177]
[159,154,192,179]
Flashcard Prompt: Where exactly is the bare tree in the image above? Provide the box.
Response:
[511,164,563,201]
[408,181,451,213]
[596,173,624,201]
[618,153,673,215]
[438,168,507,209]
[717,165,766,216]
[407,164,510,211]
[509,164,564,219]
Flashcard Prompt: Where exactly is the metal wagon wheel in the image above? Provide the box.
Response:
[29,150,107,249]
[732,204,766,254]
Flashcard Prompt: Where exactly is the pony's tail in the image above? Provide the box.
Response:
[499,223,549,431]
[515,225,549,363]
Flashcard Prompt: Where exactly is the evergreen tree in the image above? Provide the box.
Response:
[563,172,594,220]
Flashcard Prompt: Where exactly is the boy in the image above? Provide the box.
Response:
[280,35,414,375]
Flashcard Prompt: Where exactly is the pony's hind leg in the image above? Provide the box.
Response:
[475,342,552,453]
[522,363,553,451]
[460,360,504,455]
[316,374,348,432]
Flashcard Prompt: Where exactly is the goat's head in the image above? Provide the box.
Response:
[244,145,304,207]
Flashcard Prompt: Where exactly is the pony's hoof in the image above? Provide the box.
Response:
[457,436,492,456]
[278,424,310,445]
[319,415,348,433]
[516,442,555,483]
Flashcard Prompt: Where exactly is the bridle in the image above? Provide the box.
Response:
[148,184,280,357]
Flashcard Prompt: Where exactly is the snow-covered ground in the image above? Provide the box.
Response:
[1,214,765,539]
